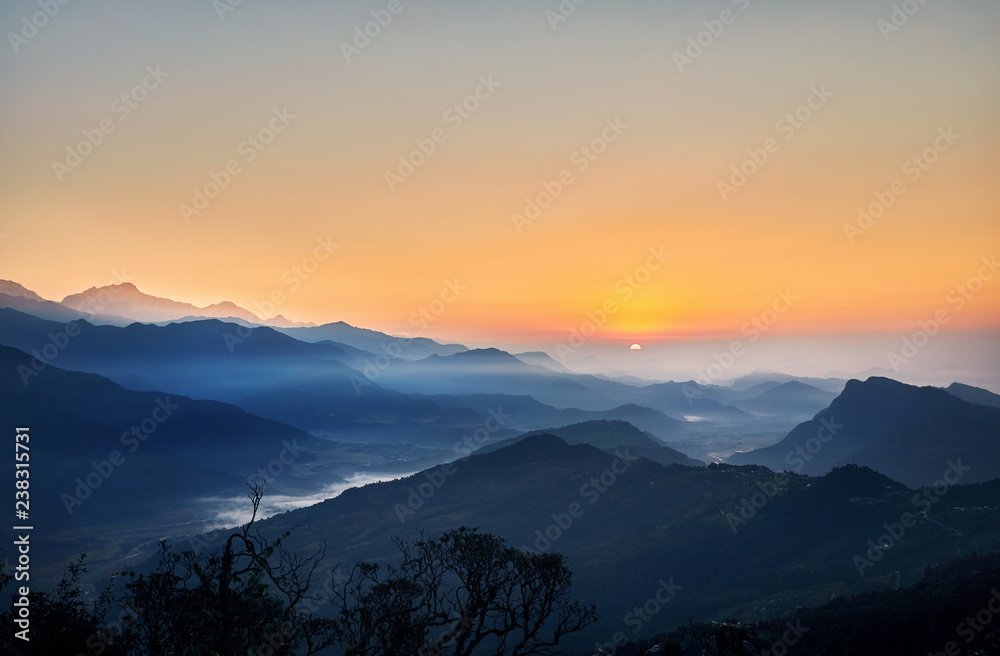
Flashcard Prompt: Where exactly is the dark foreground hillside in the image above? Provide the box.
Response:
[227,436,1000,652]
[623,550,1000,656]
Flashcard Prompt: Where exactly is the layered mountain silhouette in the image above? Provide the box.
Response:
[275,320,466,360]
[4,278,1000,651]
[0,279,315,328]
[729,377,1000,487]
[729,380,838,419]
[234,434,1000,651]
[371,347,620,408]
[625,380,754,420]
[943,381,1000,408]
[0,308,504,448]
[0,343,334,555]
[724,370,848,394]
[426,393,687,440]
[372,347,729,417]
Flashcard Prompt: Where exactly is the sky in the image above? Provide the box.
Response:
[1,0,998,382]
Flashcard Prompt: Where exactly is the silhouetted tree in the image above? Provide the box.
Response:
[113,483,336,656]
[0,555,123,655]
[0,483,336,656]
[330,526,597,655]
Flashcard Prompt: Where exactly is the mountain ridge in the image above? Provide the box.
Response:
[729,376,1000,486]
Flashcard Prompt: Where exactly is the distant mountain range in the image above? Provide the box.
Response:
[721,370,849,393]
[0,280,44,302]
[0,308,496,449]
[729,376,1000,487]
[0,279,132,325]
[0,279,298,327]
[274,321,466,360]
[0,280,468,358]
[943,381,1000,408]
[728,380,838,419]
[4,283,1000,650]
[3,295,999,485]
[61,282,278,325]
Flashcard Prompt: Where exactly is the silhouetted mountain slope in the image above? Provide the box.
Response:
[236,438,1000,652]
[0,344,328,539]
[477,420,702,467]
[275,321,466,359]
[729,377,1000,487]
[944,382,1000,408]
[654,551,1000,655]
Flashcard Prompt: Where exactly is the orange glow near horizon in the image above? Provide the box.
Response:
[1,2,998,347]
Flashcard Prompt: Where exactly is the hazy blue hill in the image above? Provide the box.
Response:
[426,393,687,440]
[0,309,676,448]
[375,347,716,415]
[0,342,324,476]
[276,320,467,359]
[724,380,784,400]
[476,419,703,467]
[0,309,359,397]
[373,347,641,410]
[944,381,1000,408]
[512,350,573,373]
[732,380,838,418]
[729,377,1000,486]
[597,403,687,436]
[0,309,500,446]
[0,309,759,453]
[630,380,755,421]
[0,343,341,573]
[725,371,848,394]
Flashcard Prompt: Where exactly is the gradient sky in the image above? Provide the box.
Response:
[2,1,998,352]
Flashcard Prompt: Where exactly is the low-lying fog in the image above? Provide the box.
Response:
[199,471,417,528]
